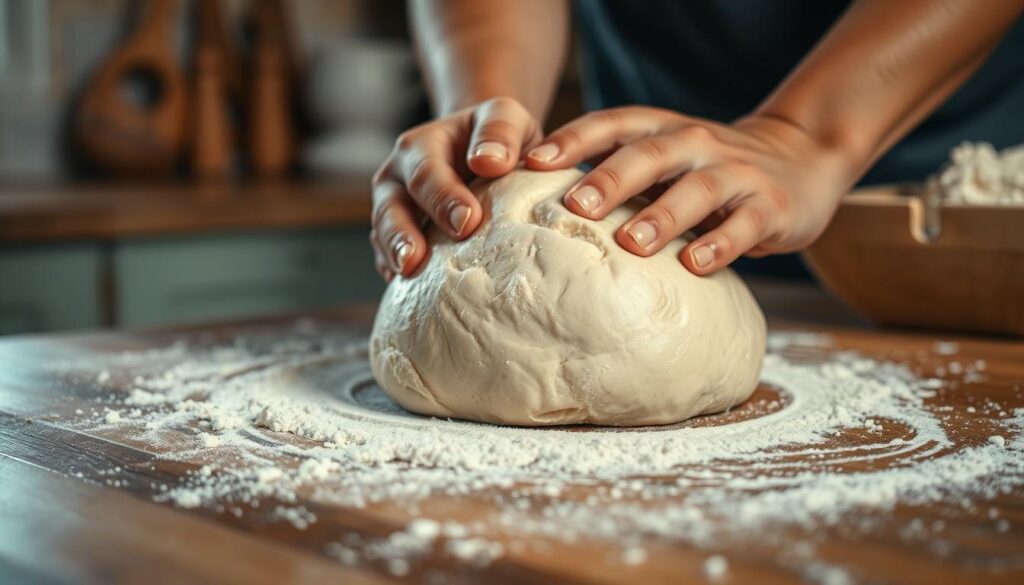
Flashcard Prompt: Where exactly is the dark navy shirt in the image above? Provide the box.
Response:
[575,1,1024,277]
[576,0,1024,185]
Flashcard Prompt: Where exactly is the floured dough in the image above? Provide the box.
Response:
[370,169,766,426]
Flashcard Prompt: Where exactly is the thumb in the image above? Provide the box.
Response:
[466,97,542,177]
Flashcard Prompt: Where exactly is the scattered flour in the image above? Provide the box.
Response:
[621,546,647,566]
[126,388,165,406]
[703,555,728,581]
[57,324,1024,584]
[198,432,221,448]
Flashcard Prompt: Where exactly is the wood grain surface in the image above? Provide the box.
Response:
[0,283,1021,584]
[0,179,372,243]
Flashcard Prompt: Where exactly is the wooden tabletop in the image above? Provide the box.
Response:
[0,179,373,243]
[0,281,1021,584]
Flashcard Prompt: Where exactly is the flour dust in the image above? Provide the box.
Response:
[54,322,1024,584]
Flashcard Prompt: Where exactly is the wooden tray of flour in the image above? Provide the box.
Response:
[803,185,1024,336]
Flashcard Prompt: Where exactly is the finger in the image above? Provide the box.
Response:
[744,245,772,259]
[691,209,727,237]
[369,229,385,276]
[680,200,776,275]
[372,180,429,277]
[525,107,685,170]
[615,164,757,256]
[467,97,541,177]
[369,230,395,282]
[396,136,483,240]
[563,126,722,220]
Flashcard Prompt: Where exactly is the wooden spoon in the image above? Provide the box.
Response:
[74,0,187,176]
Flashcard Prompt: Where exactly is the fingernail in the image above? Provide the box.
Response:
[448,203,472,236]
[528,143,560,163]
[692,244,716,268]
[568,185,602,213]
[473,141,508,160]
[626,221,658,249]
[393,239,413,271]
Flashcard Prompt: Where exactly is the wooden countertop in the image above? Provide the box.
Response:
[0,281,1021,584]
[0,178,373,243]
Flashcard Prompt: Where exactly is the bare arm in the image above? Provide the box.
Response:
[526,0,1024,275]
[410,0,569,119]
[370,1,569,280]
[755,0,1024,179]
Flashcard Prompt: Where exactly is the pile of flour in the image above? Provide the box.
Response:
[926,141,1024,204]
[59,323,1024,584]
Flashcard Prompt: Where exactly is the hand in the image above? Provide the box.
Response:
[523,107,856,274]
[371,97,543,280]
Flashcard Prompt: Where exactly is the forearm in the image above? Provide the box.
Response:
[409,0,569,119]
[754,0,1024,179]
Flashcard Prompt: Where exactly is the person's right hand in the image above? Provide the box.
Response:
[370,97,543,280]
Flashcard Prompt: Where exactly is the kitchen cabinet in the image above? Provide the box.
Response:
[0,243,103,334]
[114,228,382,327]
[0,228,381,333]
[0,180,378,334]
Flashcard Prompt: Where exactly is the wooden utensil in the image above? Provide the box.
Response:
[246,0,294,178]
[191,0,236,179]
[803,186,1024,336]
[74,0,187,176]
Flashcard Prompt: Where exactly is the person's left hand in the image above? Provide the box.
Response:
[523,107,857,274]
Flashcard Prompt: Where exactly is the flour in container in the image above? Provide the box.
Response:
[926,141,1024,205]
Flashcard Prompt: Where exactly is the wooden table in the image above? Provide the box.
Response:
[0,281,1021,584]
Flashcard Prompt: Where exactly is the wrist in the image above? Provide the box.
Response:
[736,111,867,193]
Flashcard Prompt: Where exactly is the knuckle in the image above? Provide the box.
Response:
[395,130,418,151]
[406,158,433,194]
[675,124,714,144]
[594,108,627,128]
[743,206,770,235]
[687,171,721,208]
[477,118,518,141]
[371,199,393,228]
[631,137,670,163]
[588,166,625,193]
[763,187,790,214]
[553,126,584,150]
[727,161,759,183]
[423,184,455,218]
[647,204,680,232]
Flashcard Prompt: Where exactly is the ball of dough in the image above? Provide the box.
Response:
[370,169,766,426]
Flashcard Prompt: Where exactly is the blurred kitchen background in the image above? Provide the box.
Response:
[0,0,585,334]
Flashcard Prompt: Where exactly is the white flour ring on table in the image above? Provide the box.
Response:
[55,327,1024,583]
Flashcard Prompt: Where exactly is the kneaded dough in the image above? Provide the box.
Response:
[370,169,766,426]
